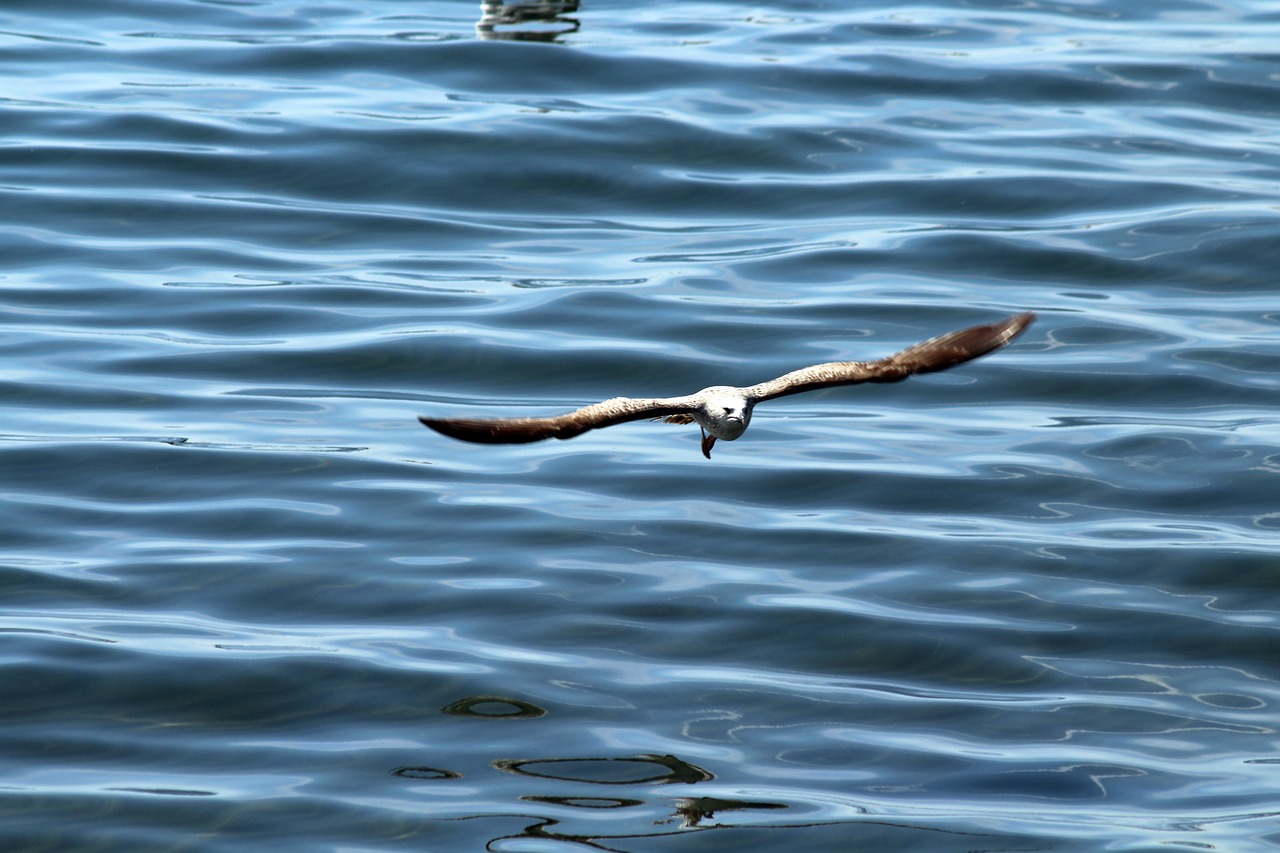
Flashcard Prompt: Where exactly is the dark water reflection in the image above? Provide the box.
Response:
[4,0,1280,850]
[477,0,581,42]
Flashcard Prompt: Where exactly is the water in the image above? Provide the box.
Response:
[4,1,1280,850]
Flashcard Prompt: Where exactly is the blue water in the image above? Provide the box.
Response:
[4,1,1280,850]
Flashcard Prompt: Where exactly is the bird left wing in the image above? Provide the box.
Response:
[745,312,1034,403]
[420,394,701,445]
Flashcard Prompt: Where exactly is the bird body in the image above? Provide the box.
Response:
[420,312,1033,458]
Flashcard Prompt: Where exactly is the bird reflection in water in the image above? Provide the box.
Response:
[477,0,581,41]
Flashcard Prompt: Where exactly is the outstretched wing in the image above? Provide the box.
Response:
[746,312,1034,403]
[420,394,701,445]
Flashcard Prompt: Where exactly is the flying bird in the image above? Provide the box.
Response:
[420,312,1034,459]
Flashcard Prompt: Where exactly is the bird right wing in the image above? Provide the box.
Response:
[746,312,1034,403]
[420,394,701,445]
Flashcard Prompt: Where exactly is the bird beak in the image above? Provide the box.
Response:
[701,432,716,459]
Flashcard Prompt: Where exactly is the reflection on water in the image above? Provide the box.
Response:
[442,694,548,718]
[477,0,581,41]
[391,766,463,780]
[5,0,1280,850]
[495,753,713,784]
[673,797,789,828]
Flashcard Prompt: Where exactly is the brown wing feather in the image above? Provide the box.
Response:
[419,395,699,445]
[747,312,1034,402]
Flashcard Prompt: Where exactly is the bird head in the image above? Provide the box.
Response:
[699,390,752,440]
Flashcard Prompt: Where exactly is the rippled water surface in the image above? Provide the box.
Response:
[5,0,1280,850]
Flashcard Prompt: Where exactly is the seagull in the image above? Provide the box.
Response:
[420,312,1034,459]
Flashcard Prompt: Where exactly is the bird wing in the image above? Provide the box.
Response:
[745,312,1034,403]
[419,394,702,445]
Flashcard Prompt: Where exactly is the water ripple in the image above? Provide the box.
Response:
[5,0,1280,850]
